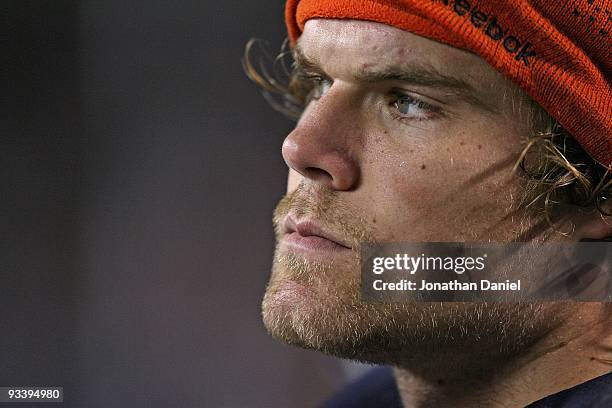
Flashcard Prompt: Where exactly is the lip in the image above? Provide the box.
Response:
[281,215,352,255]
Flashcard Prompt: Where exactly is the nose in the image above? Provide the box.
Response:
[281,91,361,191]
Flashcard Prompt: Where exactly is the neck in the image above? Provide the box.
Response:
[393,304,612,408]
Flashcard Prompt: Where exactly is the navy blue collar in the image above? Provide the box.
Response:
[528,370,612,407]
[322,367,612,408]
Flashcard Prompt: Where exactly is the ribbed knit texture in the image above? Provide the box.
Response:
[285,0,611,167]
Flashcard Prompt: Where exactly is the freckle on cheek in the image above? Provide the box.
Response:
[459,141,465,146]
[421,164,426,170]
[478,144,482,149]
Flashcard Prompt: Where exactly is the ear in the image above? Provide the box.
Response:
[572,206,612,241]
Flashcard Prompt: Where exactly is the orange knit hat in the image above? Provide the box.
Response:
[285,0,611,167]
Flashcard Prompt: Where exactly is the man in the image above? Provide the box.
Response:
[246,1,611,406]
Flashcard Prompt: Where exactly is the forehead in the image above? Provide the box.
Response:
[298,19,509,91]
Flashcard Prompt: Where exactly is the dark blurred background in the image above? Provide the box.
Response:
[2,1,362,407]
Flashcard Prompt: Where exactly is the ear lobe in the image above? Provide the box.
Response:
[574,207,612,241]
[596,195,612,218]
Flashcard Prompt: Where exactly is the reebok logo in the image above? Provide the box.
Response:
[432,0,537,66]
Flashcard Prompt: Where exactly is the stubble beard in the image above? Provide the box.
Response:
[262,184,567,379]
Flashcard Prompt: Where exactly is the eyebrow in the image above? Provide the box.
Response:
[293,45,495,113]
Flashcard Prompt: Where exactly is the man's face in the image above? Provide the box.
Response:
[263,19,571,371]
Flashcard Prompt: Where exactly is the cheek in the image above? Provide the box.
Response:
[363,136,436,207]
[369,148,453,213]
[362,140,516,241]
[365,157,450,238]
[372,123,521,206]
[383,164,439,210]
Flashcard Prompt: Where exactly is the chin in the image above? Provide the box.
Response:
[262,247,566,370]
[261,278,323,349]
[262,246,359,319]
[261,254,358,351]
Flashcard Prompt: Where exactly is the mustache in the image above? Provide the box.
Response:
[272,183,373,249]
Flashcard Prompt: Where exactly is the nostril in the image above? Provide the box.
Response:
[304,167,333,183]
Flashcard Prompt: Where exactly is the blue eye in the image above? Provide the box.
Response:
[394,94,435,119]
[310,76,332,99]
